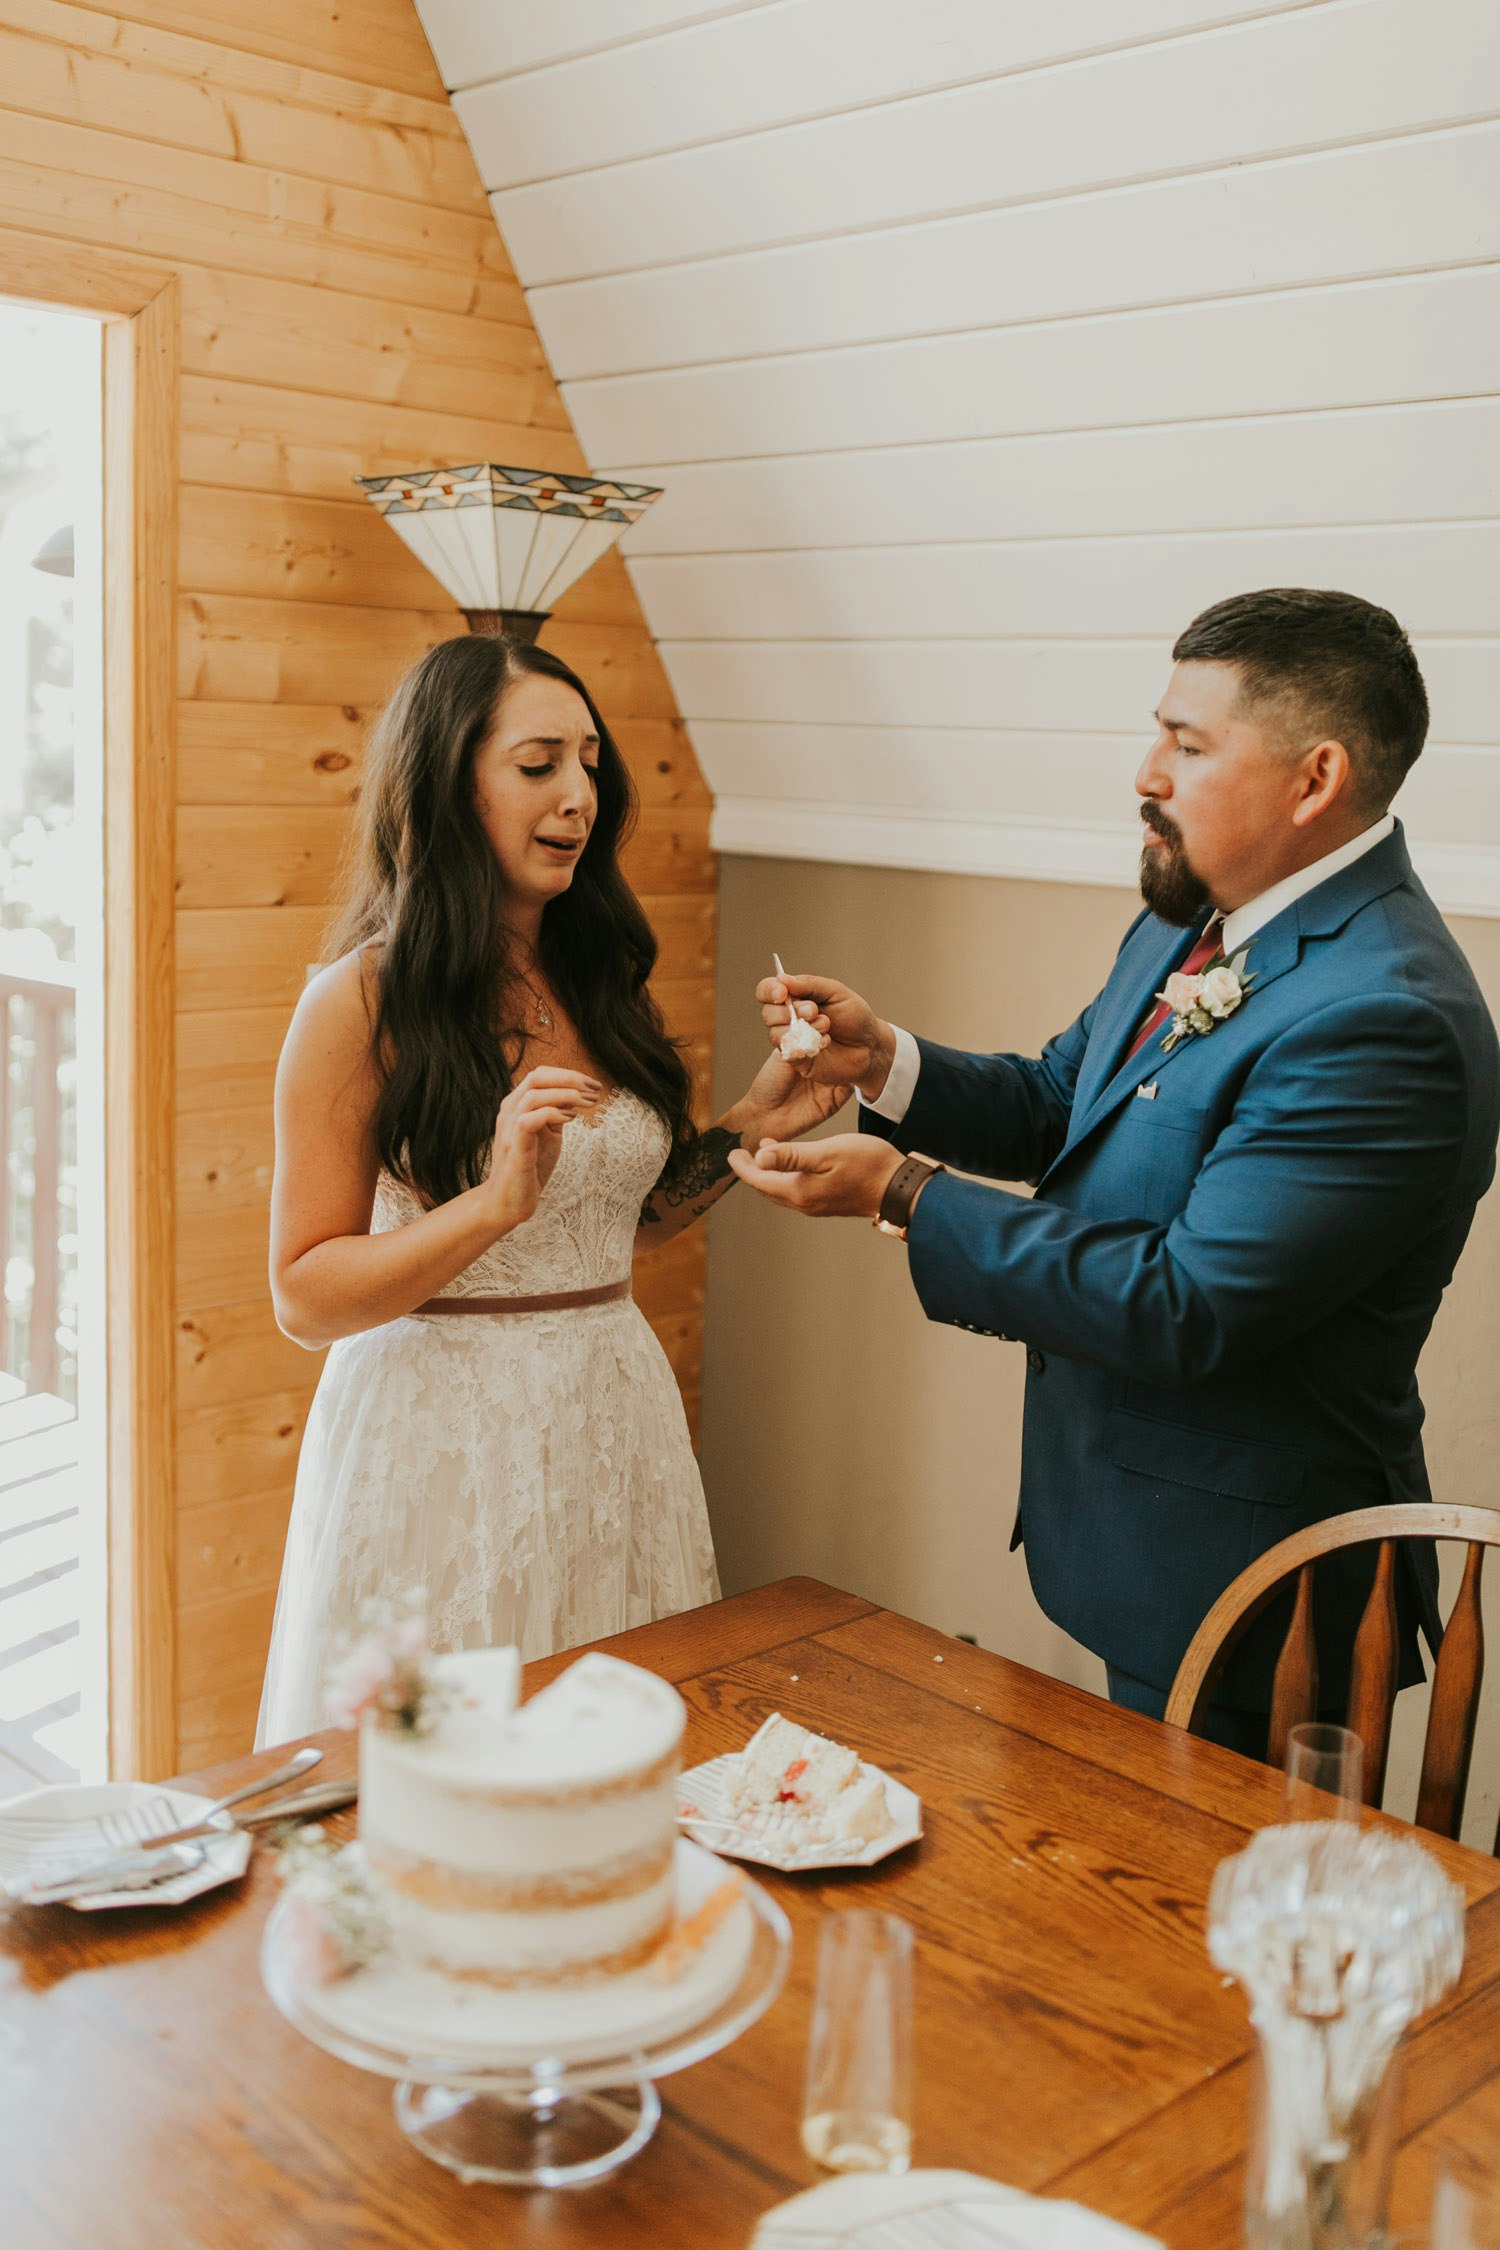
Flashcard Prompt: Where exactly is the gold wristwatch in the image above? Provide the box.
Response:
[874,1152,944,1240]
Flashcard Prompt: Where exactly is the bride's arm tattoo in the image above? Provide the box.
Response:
[638,1125,740,1231]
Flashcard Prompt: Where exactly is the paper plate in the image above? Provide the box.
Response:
[678,1718,921,1872]
[751,2168,1162,2248]
[0,1781,251,1911]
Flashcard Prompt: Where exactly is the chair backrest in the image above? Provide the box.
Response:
[1164,1504,1500,1852]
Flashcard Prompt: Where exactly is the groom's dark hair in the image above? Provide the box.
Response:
[1173,587,1428,815]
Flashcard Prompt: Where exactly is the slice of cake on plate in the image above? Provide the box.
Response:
[723,1714,894,1848]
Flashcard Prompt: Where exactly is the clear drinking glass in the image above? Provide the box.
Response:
[1209,1822,1465,2250]
[1244,2031,1404,2249]
[1281,1722,1364,1821]
[800,1910,914,2175]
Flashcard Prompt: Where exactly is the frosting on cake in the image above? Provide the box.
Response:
[360,1648,686,1988]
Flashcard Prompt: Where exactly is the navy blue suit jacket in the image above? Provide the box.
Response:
[863,826,1499,1707]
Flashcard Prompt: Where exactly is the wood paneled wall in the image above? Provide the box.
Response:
[4,0,715,1773]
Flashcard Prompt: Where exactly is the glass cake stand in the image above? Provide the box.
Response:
[261,1876,792,2188]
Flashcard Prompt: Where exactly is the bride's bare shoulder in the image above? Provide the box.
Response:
[278,947,383,1101]
[301,945,378,1019]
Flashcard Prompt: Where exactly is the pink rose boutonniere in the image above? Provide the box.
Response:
[1157,946,1254,1055]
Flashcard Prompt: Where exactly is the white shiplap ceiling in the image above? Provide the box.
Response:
[415,0,1500,913]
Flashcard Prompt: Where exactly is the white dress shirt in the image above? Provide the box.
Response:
[861,813,1397,1127]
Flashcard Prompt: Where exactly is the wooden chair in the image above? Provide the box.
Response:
[1164,1504,1500,1851]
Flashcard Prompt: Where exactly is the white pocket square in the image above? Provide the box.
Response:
[1135,1082,1159,1101]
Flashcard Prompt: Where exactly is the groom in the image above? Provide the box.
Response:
[729,589,1500,1748]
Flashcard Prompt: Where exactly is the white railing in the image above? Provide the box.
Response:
[0,942,75,1404]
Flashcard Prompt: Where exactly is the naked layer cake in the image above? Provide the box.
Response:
[359,1648,686,1989]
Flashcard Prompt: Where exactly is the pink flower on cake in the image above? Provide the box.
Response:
[274,1825,390,1981]
[281,1890,346,1987]
[324,1593,446,1735]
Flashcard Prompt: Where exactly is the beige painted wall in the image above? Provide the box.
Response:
[701,857,1500,1846]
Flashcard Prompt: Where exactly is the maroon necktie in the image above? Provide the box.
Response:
[1125,917,1223,1061]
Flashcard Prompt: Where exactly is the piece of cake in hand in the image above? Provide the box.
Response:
[778,1012,824,1063]
[723,1714,893,1847]
[772,951,825,1063]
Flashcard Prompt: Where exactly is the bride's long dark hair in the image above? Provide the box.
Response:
[326,634,696,1208]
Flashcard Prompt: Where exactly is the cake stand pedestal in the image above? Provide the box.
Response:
[393,2075,661,2186]
[261,1873,791,2188]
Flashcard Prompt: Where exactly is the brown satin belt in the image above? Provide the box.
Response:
[415,1276,632,1317]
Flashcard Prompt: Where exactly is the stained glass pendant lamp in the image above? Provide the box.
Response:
[355,462,663,642]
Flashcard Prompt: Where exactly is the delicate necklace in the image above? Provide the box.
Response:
[514,968,553,1031]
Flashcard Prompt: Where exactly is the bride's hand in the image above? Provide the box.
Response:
[733,1052,853,1146]
[756,971,898,1103]
[485,1068,601,1234]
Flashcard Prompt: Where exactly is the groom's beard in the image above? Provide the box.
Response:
[1138,807,1211,928]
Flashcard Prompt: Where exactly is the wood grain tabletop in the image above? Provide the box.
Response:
[3,1577,1497,2248]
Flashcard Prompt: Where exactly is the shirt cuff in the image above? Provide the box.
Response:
[857,1025,921,1124]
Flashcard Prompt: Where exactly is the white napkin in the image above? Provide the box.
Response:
[751,2170,1162,2250]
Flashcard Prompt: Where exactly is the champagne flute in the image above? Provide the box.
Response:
[1281,1721,1364,1821]
[800,1910,914,2175]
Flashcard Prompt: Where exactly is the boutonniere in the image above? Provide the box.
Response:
[1157,946,1254,1054]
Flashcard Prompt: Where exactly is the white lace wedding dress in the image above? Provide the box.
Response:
[255,1090,720,1747]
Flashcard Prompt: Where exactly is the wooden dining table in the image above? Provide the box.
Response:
[4,1576,1499,2247]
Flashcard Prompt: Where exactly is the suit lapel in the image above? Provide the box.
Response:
[1064,911,1300,1156]
[1067,917,1196,1121]
[1044,825,1413,1181]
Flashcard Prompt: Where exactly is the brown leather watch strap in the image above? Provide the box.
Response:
[875,1152,943,1238]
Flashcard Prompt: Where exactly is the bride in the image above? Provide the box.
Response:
[256,633,842,1746]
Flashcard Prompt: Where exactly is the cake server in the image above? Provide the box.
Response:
[95,1745,324,1851]
[235,1780,357,1827]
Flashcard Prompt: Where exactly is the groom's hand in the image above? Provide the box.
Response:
[726,1134,904,1218]
[756,972,898,1102]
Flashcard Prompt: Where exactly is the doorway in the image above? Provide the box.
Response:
[0,299,104,1790]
